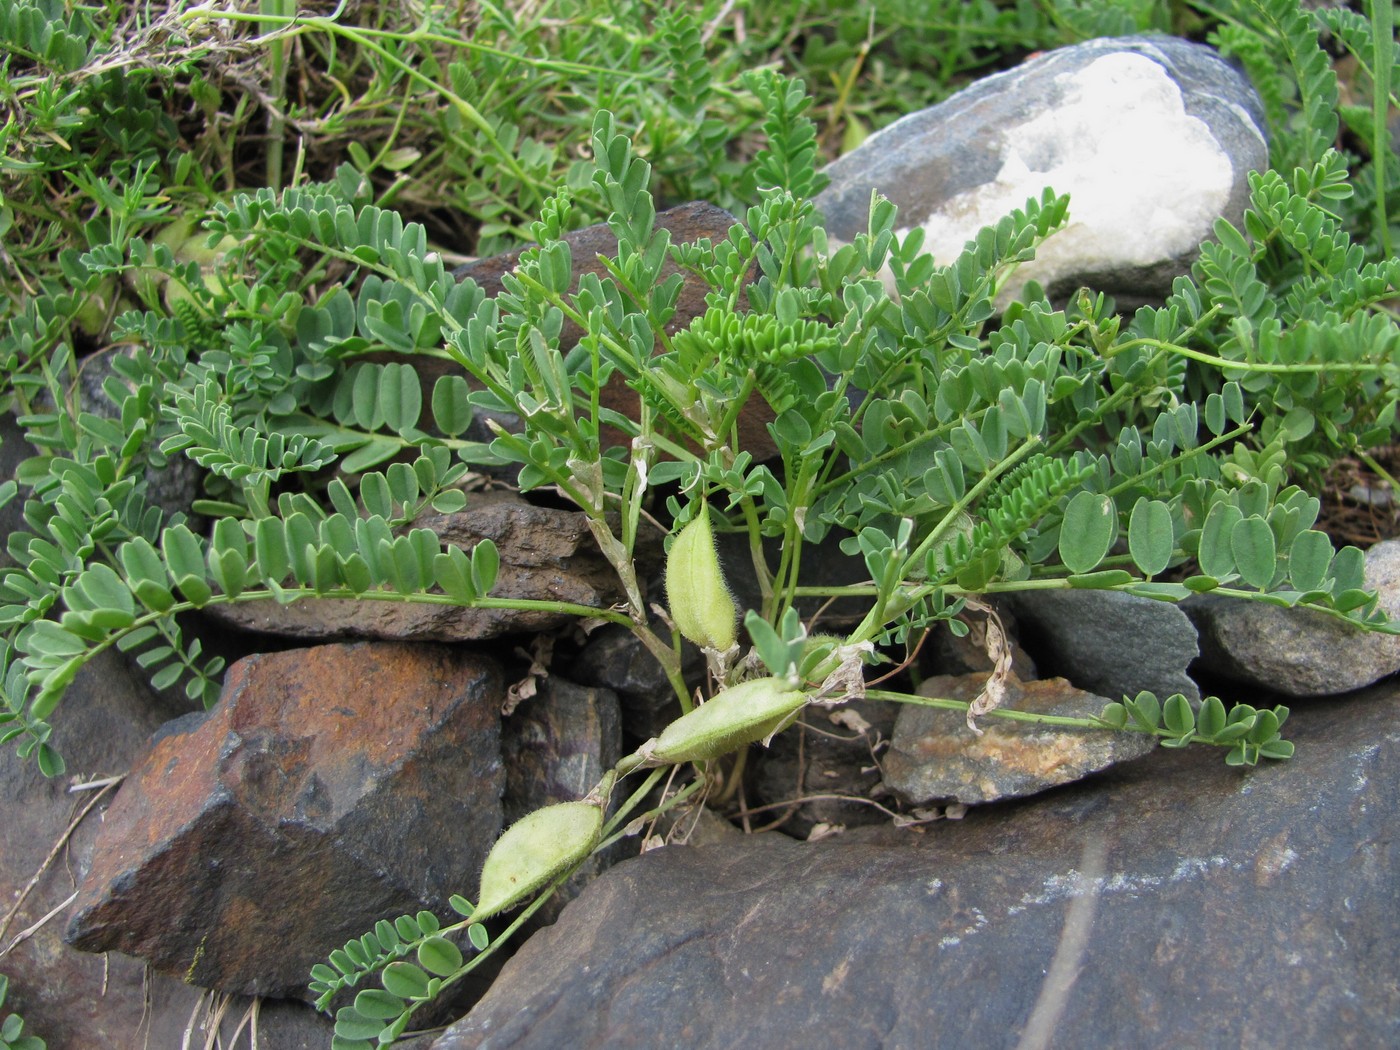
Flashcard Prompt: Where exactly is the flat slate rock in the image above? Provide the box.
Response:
[436,681,1400,1050]
[882,671,1156,805]
[209,490,631,641]
[817,35,1267,304]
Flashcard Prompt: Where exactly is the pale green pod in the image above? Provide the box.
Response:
[641,676,807,767]
[665,505,738,651]
[473,800,604,922]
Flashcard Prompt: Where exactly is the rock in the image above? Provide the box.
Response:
[569,623,695,741]
[209,490,638,642]
[0,412,34,569]
[750,698,898,837]
[817,36,1268,304]
[0,649,336,1049]
[882,671,1156,805]
[1186,539,1400,696]
[925,600,1038,679]
[502,675,623,924]
[1006,589,1200,702]
[64,642,505,999]
[435,681,1400,1050]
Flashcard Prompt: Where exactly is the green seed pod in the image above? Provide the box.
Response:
[640,676,807,767]
[473,800,603,922]
[665,505,738,651]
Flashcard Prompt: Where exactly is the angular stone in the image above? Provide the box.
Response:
[0,649,338,1049]
[568,623,693,740]
[0,412,35,570]
[502,676,623,925]
[817,36,1268,304]
[882,671,1156,804]
[63,642,505,999]
[1006,589,1200,702]
[436,681,1400,1050]
[208,490,634,642]
[925,600,1037,679]
[750,698,898,837]
[1186,539,1400,696]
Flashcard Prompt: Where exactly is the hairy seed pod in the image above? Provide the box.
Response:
[473,800,604,922]
[638,676,808,767]
[665,505,738,651]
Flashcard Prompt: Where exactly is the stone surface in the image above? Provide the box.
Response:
[1186,539,1400,696]
[751,698,899,837]
[569,623,694,741]
[882,671,1157,805]
[502,675,624,925]
[1006,589,1201,702]
[208,490,636,642]
[0,412,34,569]
[436,681,1400,1050]
[925,600,1038,679]
[0,649,337,1049]
[817,36,1268,304]
[63,642,505,999]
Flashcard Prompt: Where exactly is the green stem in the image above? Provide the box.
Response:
[1370,0,1394,258]
[1109,336,1394,374]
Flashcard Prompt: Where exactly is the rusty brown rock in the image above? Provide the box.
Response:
[208,490,635,642]
[882,670,1156,804]
[0,649,339,1049]
[63,642,505,999]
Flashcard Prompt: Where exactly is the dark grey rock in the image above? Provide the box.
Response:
[64,642,505,999]
[750,698,899,836]
[0,411,34,569]
[925,600,1038,679]
[1007,589,1200,702]
[502,675,623,924]
[435,681,1400,1050]
[569,624,694,740]
[1186,539,1400,696]
[75,346,203,522]
[883,671,1156,805]
[817,36,1268,304]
